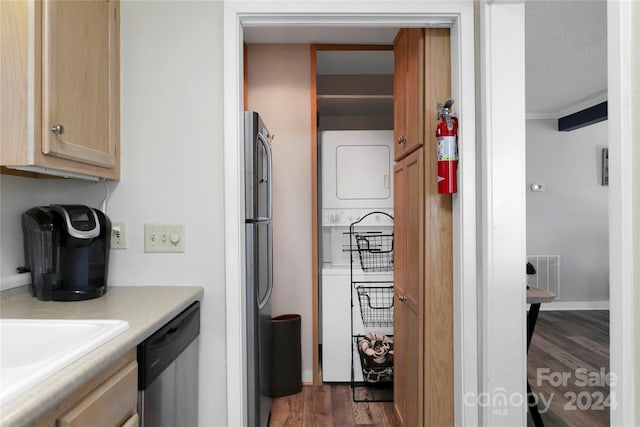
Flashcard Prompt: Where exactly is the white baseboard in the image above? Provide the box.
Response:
[529,300,610,311]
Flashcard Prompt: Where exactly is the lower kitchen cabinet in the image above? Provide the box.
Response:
[32,350,138,427]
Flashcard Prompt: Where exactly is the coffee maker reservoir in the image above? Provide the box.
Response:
[22,205,111,301]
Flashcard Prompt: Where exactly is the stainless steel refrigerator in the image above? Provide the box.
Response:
[244,111,273,427]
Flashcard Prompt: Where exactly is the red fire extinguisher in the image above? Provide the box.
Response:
[436,99,458,194]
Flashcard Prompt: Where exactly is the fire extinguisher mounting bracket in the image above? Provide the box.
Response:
[437,98,456,131]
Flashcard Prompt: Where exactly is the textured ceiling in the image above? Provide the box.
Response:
[243,1,607,117]
[525,0,607,117]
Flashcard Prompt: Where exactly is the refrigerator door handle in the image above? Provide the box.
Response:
[258,132,273,219]
[258,132,273,220]
[258,225,273,310]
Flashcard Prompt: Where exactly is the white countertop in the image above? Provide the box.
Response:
[0,285,204,427]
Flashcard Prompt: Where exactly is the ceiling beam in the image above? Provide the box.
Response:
[558,101,608,131]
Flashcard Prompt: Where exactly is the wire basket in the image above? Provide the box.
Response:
[354,334,394,383]
[355,232,394,272]
[356,286,394,327]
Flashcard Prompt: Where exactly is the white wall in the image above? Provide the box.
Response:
[114,3,227,424]
[1,2,227,426]
[245,44,314,383]
[526,119,609,303]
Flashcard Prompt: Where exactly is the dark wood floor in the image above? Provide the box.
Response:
[272,310,609,426]
[270,383,398,426]
[527,310,610,427]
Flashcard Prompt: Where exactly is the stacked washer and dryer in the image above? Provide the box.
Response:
[320,130,394,389]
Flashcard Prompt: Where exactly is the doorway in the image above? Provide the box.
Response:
[226,2,638,426]
[227,2,485,426]
[313,46,395,391]
[524,1,610,425]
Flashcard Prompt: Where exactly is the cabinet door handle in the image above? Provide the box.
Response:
[51,124,64,134]
[397,294,407,302]
[397,136,406,144]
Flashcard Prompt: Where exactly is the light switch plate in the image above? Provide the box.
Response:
[144,224,185,253]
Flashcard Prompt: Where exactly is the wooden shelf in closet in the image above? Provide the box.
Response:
[317,95,393,116]
[316,74,394,130]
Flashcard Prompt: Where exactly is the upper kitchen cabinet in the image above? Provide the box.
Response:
[393,28,424,161]
[0,0,120,180]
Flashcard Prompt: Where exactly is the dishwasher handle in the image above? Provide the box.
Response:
[138,301,201,389]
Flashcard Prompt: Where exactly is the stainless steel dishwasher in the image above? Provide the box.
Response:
[137,301,200,427]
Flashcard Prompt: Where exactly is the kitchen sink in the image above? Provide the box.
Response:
[0,319,129,406]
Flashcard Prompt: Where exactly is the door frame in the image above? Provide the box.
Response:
[224,1,638,426]
[223,3,478,426]
[477,3,528,425]
[607,1,639,424]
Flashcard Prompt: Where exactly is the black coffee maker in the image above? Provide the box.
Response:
[22,205,111,301]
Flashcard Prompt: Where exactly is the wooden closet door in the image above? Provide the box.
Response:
[393,28,424,161]
[393,27,452,427]
[393,147,424,426]
[393,154,407,425]
[393,28,407,160]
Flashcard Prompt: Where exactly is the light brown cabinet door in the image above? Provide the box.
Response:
[393,28,407,160]
[57,360,138,427]
[393,151,407,425]
[41,0,119,168]
[393,147,424,426]
[393,28,424,161]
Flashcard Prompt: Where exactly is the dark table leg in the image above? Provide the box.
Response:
[527,302,544,427]
[527,302,541,351]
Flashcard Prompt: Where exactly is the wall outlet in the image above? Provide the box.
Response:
[144,224,185,253]
[111,222,127,249]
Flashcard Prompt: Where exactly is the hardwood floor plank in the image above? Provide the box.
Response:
[330,384,355,426]
[302,385,333,427]
[566,335,609,358]
[271,390,305,427]
[351,401,379,424]
[272,384,396,426]
[527,311,610,427]
[381,402,399,427]
[532,334,600,374]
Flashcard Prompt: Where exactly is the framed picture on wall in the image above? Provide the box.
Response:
[602,148,608,186]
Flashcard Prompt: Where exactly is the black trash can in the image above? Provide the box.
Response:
[269,314,302,397]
